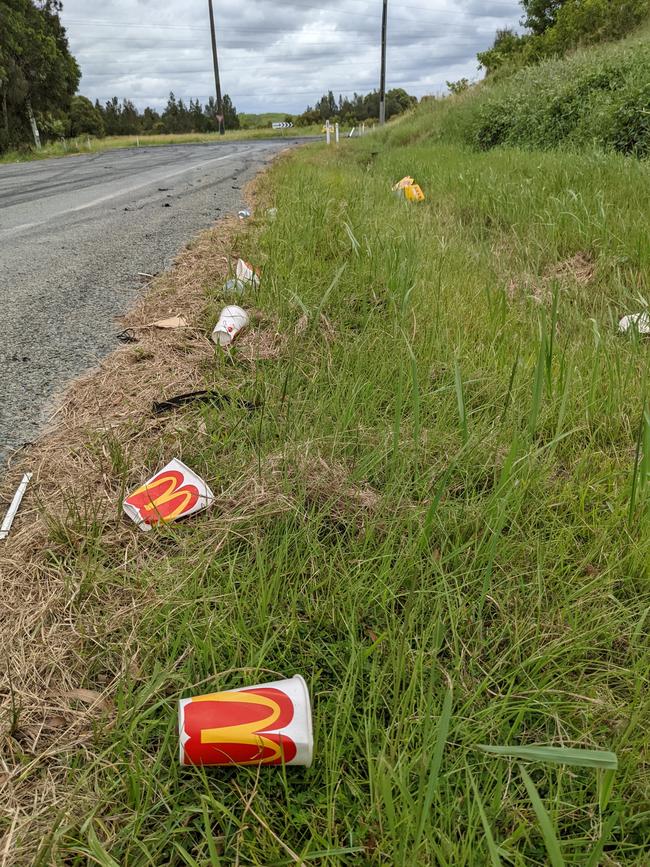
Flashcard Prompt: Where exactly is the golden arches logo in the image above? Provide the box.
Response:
[182,688,297,766]
[125,470,200,526]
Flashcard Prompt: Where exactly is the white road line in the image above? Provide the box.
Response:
[0,146,255,238]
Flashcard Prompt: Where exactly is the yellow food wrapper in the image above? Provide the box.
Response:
[392,176,415,191]
[404,183,425,202]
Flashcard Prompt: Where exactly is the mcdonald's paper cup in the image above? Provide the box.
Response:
[123,459,214,532]
[179,675,313,767]
[236,259,260,288]
[212,306,249,347]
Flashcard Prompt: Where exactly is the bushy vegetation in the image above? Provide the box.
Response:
[478,0,650,76]
[473,31,650,156]
[404,20,650,159]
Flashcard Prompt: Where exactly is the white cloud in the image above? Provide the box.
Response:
[60,0,523,113]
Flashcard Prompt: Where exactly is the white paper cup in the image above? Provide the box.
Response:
[212,305,249,347]
[179,675,313,767]
[123,459,214,532]
[619,313,650,335]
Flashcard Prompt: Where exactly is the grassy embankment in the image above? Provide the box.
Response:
[393,19,650,157]
[5,26,650,862]
[0,125,323,164]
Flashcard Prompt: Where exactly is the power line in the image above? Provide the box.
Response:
[62,4,519,31]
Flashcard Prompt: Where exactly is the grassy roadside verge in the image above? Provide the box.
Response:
[0,126,323,164]
[2,132,649,864]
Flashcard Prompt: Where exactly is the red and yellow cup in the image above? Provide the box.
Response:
[123,459,214,532]
[179,675,313,767]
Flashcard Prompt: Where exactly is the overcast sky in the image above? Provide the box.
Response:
[59,0,523,114]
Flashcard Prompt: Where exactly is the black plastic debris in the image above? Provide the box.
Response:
[152,390,258,414]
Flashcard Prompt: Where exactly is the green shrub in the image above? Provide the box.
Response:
[471,34,650,155]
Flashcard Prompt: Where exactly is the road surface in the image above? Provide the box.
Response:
[0,140,296,467]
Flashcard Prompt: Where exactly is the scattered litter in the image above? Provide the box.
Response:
[266,207,278,220]
[236,258,260,288]
[153,390,258,414]
[393,176,415,191]
[404,183,425,202]
[123,459,214,532]
[0,473,32,541]
[137,272,155,279]
[163,203,171,208]
[147,316,189,329]
[212,306,250,347]
[223,278,247,294]
[179,675,313,767]
[392,176,425,202]
[619,313,650,335]
[238,208,251,219]
[116,328,138,344]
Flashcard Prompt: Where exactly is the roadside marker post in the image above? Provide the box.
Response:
[326,121,331,145]
[335,123,340,144]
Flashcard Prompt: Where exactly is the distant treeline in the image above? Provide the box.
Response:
[293,89,417,125]
[74,93,240,137]
[1,1,419,152]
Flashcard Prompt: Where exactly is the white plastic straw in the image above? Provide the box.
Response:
[0,473,32,540]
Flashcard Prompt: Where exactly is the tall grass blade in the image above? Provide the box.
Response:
[585,811,619,867]
[628,402,649,527]
[479,744,618,769]
[414,686,453,847]
[453,357,468,444]
[467,768,503,867]
[519,764,564,867]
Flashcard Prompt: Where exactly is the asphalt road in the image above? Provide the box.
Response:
[0,139,296,467]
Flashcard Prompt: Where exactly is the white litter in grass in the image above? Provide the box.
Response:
[236,259,260,289]
[619,313,650,335]
[0,473,32,540]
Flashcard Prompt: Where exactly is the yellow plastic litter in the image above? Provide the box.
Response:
[404,183,425,202]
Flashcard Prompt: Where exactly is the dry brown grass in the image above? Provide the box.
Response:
[506,251,596,302]
[0,201,368,861]
[0,217,246,864]
[230,451,382,533]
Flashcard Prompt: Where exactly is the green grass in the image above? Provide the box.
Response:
[24,128,650,864]
[0,125,323,164]
[239,112,293,129]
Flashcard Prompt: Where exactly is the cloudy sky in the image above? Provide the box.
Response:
[59,0,523,114]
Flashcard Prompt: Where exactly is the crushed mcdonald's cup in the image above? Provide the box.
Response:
[123,459,214,532]
[392,176,425,202]
[236,259,260,288]
[404,183,425,202]
[179,675,313,767]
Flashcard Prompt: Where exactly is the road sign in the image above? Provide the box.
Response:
[272,122,293,129]
[216,114,224,123]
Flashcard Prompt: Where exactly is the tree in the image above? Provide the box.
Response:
[521,0,566,35]
[0,0,80,150]
[69,95,104,136]
[477,28,529,75]
[446,78,470,95]
[222,94,239,129]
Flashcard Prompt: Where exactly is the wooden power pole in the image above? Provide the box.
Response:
[208,0,225,134]
[379,0,388,124]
